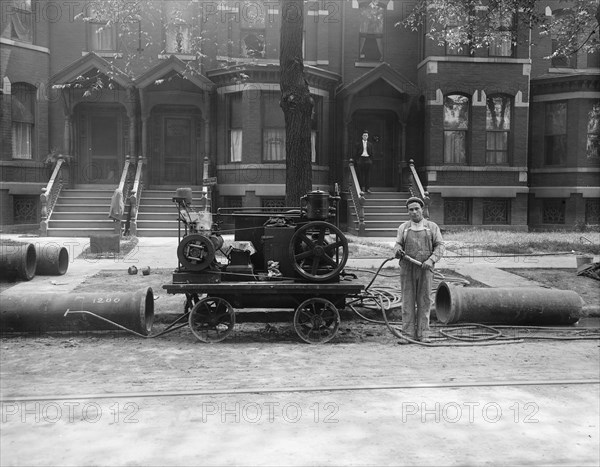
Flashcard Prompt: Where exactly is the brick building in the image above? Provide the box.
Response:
[1,0,598,235]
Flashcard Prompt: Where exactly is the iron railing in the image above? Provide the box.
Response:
[124,157,144,236]
[347,159,365,235]
[40,158,69,236]
[407,158,430,218]
[112,156,136,235]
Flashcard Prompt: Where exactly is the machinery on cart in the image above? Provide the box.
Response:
[163,188,363,344]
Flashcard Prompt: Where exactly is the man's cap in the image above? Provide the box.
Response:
[362,129,369,134]
[406,196,424,208]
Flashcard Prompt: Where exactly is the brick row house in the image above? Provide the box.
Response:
[1,0,598,235]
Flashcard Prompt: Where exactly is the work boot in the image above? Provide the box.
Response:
[417,336,431,344]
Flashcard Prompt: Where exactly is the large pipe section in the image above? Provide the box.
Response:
[0,242,36,281]
[0,288,154,335]
[435,282,582,325]
[35,244,69,276]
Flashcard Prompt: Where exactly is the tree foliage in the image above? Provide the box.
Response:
[401,0,599,59]
[75,0,207,79]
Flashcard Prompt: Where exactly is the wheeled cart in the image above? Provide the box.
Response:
[163,281,364,344]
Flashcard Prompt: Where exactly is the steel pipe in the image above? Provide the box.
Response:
[435,282,582,325]
[0,287,154,335]
[35,244,69,276]
[0,242,36,281]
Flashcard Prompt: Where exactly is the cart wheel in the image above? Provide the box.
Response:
[177,234,216,271]
[294,298,340,344]
[189,297,235,343]
[290,221,349,282]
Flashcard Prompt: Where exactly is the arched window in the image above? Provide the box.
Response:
[486,94,512,164]
[443,94,470,164]
[11,83,36,160]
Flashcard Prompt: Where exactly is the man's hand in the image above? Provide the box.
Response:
[422,258,435,271]
[394,248,405,260]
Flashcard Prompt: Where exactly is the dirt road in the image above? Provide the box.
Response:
[1,317,599,466]
[1,265,599,466]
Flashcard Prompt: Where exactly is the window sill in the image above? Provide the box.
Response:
[418,56,531,70]
[305,60,330,66]
[82,51,123,58]
[159,54,196,61]
[548,67,599,74]
[216,56,279,65]
[0,37,49,54]
[355,61,382,68]
[1,159,40,166]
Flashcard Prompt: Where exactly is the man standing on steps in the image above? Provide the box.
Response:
[393,197,445,344]
[354,129,374,194]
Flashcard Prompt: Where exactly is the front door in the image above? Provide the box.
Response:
[78,105,124,184]
[163,116,194,184]
[351,111,397,188]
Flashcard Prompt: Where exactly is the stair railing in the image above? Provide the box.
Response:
[40,157,69,236]
[347,159,366,236]
[112,156,136,235]
[125,157,144,236]
[407,158,431,219]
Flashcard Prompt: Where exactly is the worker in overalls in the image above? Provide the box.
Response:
[393,197,445,344]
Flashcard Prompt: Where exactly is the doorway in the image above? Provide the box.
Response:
[350,111,397,188]
[77,105,125,184]
[163,116,194,184]
[149,106,201,185]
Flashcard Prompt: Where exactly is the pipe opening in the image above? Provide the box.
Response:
[57,247,69,275]
[435,282,452,324]
[23,244,37,280]
[143,287,155,333]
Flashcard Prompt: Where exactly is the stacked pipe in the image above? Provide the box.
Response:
[35,243,69,276]
[0,242,37,281]
[0,241,69,281]
[1,241,153,336]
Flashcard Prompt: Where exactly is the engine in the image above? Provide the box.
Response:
[172,188,349,284]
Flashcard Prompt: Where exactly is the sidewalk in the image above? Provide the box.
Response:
[1,233,597,295]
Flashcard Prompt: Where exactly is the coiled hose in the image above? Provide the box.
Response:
[347,257,600,346]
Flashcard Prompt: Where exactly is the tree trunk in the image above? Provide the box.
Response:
[279,0,314,207]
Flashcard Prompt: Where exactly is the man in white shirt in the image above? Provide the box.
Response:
[354,130,374,194]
